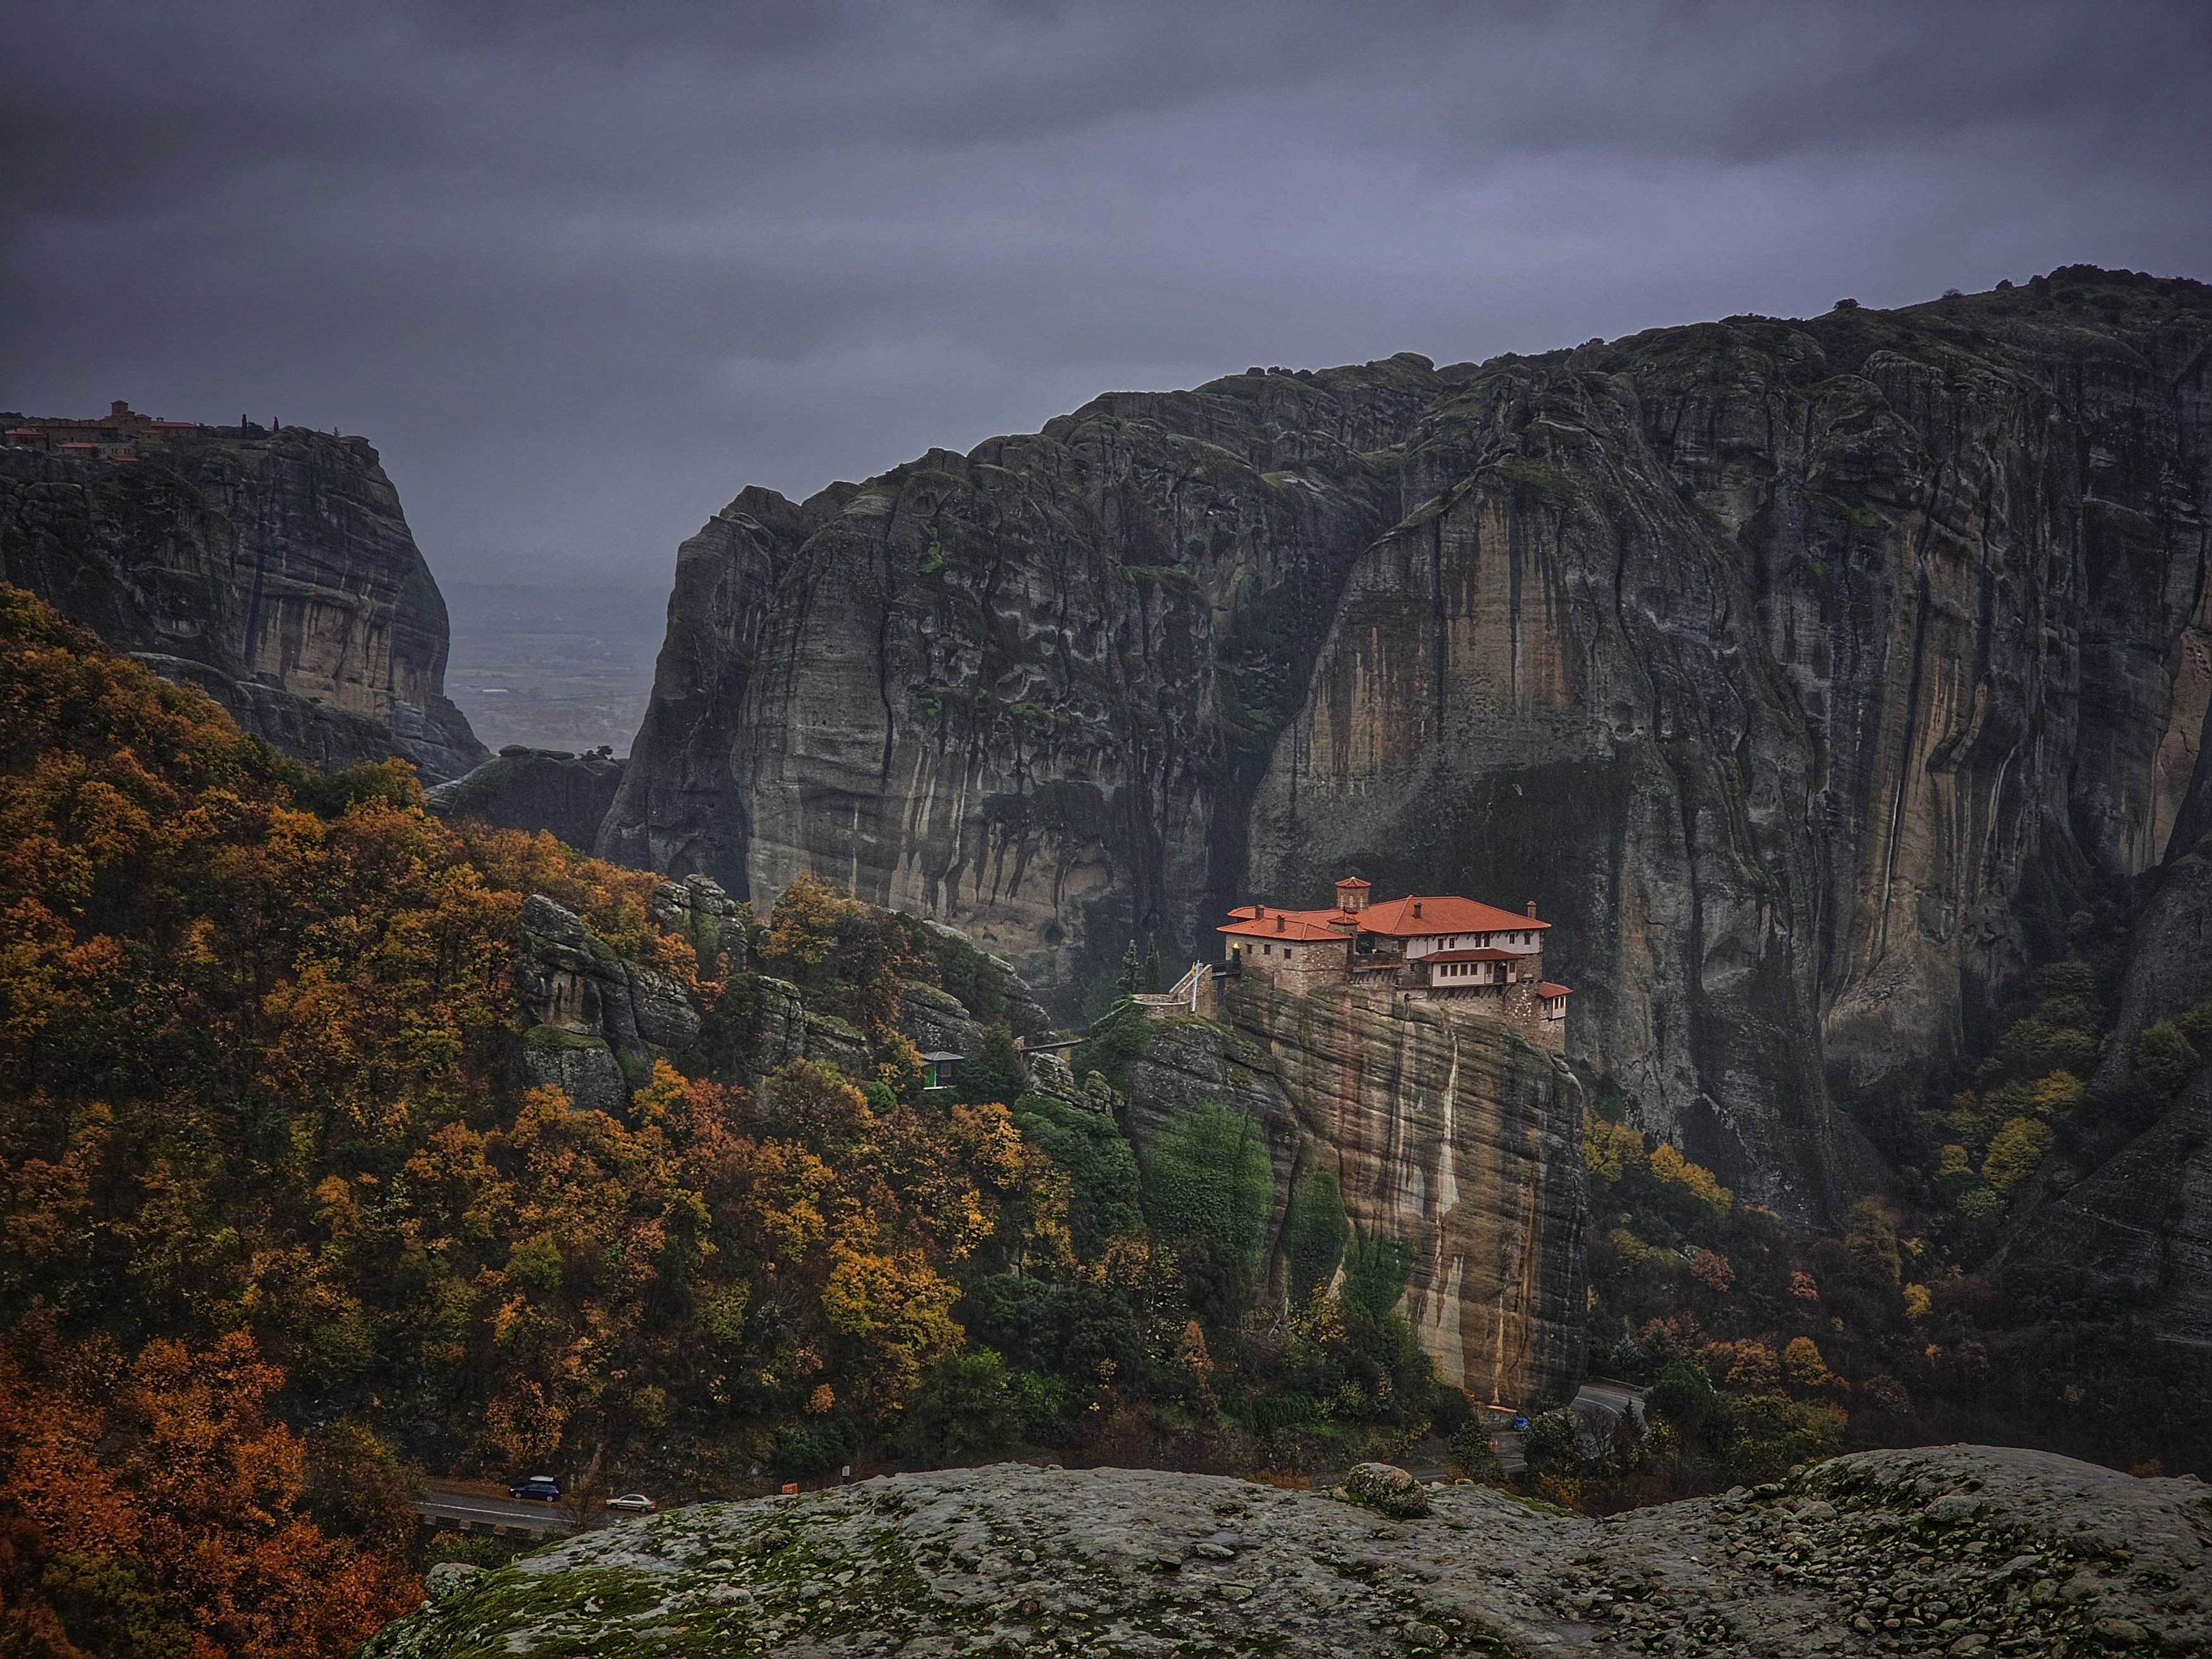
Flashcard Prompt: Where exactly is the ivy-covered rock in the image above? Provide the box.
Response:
[1339,1461,1430,1519]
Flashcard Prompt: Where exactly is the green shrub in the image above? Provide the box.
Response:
[1522,1411,1580,1477]
[906,1351,1021,1462]
[1012,1093,1143,1258]
[956,1275,1145,1386]
[956,1023,1027,1107]
[2133,1019,2201,1098]
[1071,998,1152,1096]
[1282,1169,1350,1299]
[1449,1418,1505,1483]
[1254,1390,1316,1433]
[1139,1102,1272,1280]
[1842,1198,1902,1287]
[1340,1230,1414,1320]
[936,932,1006,1021]
[1646,1360,1716,1437]
[775,1417,854,1478]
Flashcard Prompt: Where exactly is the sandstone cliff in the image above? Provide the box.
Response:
[360,1448,2211,1658]
[1133,981,1586,1406]
[0,416,487,780]
[604,269,2212,1224]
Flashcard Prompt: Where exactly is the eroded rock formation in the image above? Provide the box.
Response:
[0,413,486,780]
[604,269,2212,1224]
[1133,981,1588,1406]
[360,1447,2212,1658]
[516,892,704,1114]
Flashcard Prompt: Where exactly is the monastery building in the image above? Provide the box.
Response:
[1214,876,1571,1051]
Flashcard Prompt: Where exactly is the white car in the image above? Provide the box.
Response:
[604,1493,657,1513]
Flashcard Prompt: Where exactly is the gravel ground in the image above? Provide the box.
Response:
[363,1445,2209,1658]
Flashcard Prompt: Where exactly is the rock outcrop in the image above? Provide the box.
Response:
[2008,1063,2212,1349]
[0,411,487,781]
[428,745,626,849]
[2091,851,2212,1091]
[517,892,703,1113]
[360,1447,2212,1658]
[1132,981,1587,1406]
[601,269,2212,1224]
[1997,845,2212,1347]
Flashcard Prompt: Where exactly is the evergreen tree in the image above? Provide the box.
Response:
[1119,939,1141,994]
[1142,934,1162,994]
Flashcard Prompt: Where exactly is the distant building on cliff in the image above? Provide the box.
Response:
[1212,875,1571,1050]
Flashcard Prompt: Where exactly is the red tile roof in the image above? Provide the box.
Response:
[1423,947,1520,963]
[1357,894,1550,937]
[1218,912,1351,941]
[1539,982,1572,999]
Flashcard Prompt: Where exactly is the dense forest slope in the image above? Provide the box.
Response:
[0,589,1532,1656]
[597,267,2212,1224]
[0,410,487,781]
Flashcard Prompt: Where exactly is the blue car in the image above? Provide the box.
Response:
[1512,1415,1529,1432]
[509,1475,562,1502]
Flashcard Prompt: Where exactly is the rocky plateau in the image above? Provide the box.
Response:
[0,410,487,780]
[362,1445,2210,1658]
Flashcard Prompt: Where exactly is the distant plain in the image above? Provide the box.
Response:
[444,581,664,755]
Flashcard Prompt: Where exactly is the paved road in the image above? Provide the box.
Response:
[413,1489,574,1537]
[1577,1378,1647,1424]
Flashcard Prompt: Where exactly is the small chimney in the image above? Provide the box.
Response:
[1526,899,1538,918]
[1255,903,1266,918]
[1276,915,1285,932]
[1412,901,1423,919]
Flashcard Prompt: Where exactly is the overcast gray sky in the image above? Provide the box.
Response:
[4,0,2208,593]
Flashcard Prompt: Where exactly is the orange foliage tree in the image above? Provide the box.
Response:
[0,1306,417,1658]
[0,588,1080,1535]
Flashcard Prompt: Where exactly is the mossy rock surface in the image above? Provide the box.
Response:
[361,1449,2210,1657]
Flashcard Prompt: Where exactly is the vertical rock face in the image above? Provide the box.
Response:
[1132,981,1588,1405]
[598,379,1430,1009]
[607,270,2212,1222]
[0,416,487,781]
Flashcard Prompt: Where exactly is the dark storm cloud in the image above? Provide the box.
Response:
[3,1,2208,588]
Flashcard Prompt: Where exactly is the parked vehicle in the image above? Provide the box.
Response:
[605,1493,657,1513]
[1512,1415,1529,1432]
[509,1475,562,1502]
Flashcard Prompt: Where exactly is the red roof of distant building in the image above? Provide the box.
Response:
[1358,894,1550,937]
[1218,911,1351,941]
[1335,876,1371,889]
[1423,947,1521,963]
[1539,982,1572,999]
